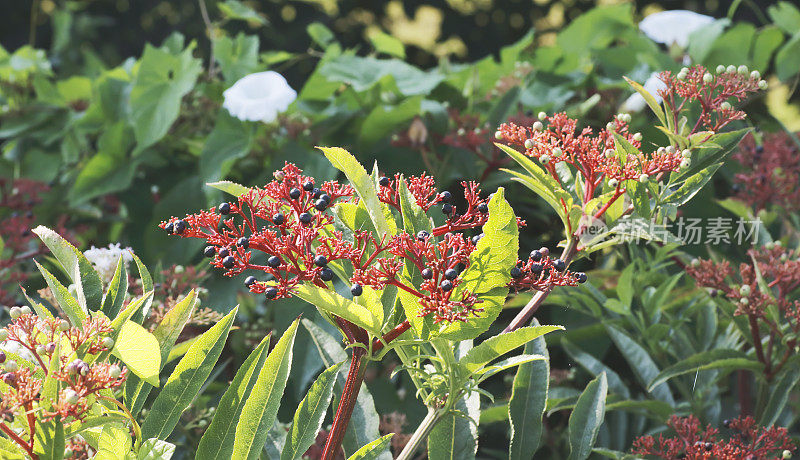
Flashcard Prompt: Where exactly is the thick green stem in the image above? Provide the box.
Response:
[321,346,368,460]
[395,407,446,460]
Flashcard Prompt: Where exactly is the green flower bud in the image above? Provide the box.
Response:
[666,145,676,154]
[740,297,750,305]
[103,337,115,349]
[703,72,713,83]
[638,173,649,183]
[19,306,30,316]
[109,365,122,379]
[604,149,616,159]
[540,154,551,165]
[750,70,760,80]
[682,149,692,158]
[758,80,768,90]
[720,101,732,111]
[532,121,543,131]
[633,132,642,142]
[726,65,737,74]
[524,138,534,149]
[783,449,792,459]
[737,65,748,75]
[537,111,547,120]
[740,285,751,296]
[677,72,687,81]
[5,361,19,372]
[606,122,616,131]
[58,320,70,332]
[691,258,700,267]
[64,389,79,405]
[552,147,562,156]
[608,178,619,188]
[494,131,503,140]
[716,65,726,74]
[9,307,21,319]
[680,159,691,169]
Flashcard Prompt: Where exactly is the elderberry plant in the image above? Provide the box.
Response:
[160,147,579,459]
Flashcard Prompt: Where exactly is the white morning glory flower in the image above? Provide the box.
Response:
[620,72,667,113]
[639,10,715,48]
[222,71,297,123]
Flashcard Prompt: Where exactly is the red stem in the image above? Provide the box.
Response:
[372,320,412,353]
[0,421,34,458]
[321,346,368,460]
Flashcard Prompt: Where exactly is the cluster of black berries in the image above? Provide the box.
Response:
[509,247,587,292]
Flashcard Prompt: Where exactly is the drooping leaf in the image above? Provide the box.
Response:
[281,362,343,460]
[647,349,763,391]
[460,325,563,374]
[141,308,237,440]
[568,373,608,460]
[294,284,382,334]
[509,320,550,459]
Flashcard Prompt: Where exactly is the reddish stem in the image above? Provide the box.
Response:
[372,320,412,353]
[321,346,368,460]
[0,421,34,458]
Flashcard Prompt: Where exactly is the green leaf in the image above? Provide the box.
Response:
[127,290,198,414]
[648,349,763,391]
[568,373,608,460]
[207,180,250,197]
[369,31,405,58]
[460,325,563,374]
[319,146,392,238]
[233,319,298,460]
[776,32,800,81]
[509,320,550,459]
[196,335,271,459]
[113,321,162,386]
[129,252,154,324]
[562,340,630,399]
[768,2,800,34]
[0,437,26,459]
[663,164,722,206]
[138,438,176,460]
[321,56,443,96]
[200,112,254,183]
[95,423,132,459]
[129,41,202,151]
[302,320,385,458]
[213,32,260,83]
[759,360,800,426]
[101,255,128,318]
[359,96,421,148]
[34,260,86,327]
[293,284,382,335]
[307,23,335,47]
[436,189,520,340]
[281,362,343,460]
[604,324,674,405]
[623,76,665,126]
[218,0,266,24]
[428,393,480,460]
[346,434,395,460]
[33,225,103,313]
[670,129,749,182]
[70,121,136,203]
[141,308,237,440]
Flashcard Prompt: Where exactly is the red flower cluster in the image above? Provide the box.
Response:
[687,243,800,379]
[656,65,764,132]
[732,132,800,212]
[631,415,794,460]
[509,246,585,293]
[0,311,126,457]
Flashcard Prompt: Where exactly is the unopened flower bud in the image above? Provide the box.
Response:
[44,342,55,354]
[9,307,21,319]
[64,389,79,405]
[726,65,737,74]
[532,121,543,131]
[0,351,5,363]
[537,111,547,120]
[750,70,760,80]
[604,149,616,159]
[691,258,700,267]
[19,306,30,316]
[524,139,534,149]
[758,80,768,90]
[716,65,726,74]
[740,297,750,305]
[703,73,713,83]
[632,132,642,141]
[0,330,7,341]
[457,128,466,136]
[677,71,687,81]
[606,122,616,131]
[174,265,185,274]
[494,131,503,140]
[109,365,122,379]
[680,159,691,169]
[682,149,691,158]
[58,320,70,332]
[552,147,562,156]
[79,363,90,376]
[540,154,551,164]
[739,285,751,296]
[103,337,115,349]
[638,173,649,183]
[737,65,748,75]
[666,146,676,154]
[608,178,619,188]
[783,450,792,459]
[5,361,18,373]
[36,345,46,356]
[273,170,285,181]
[657,147,666,155]
[720,101,732,111]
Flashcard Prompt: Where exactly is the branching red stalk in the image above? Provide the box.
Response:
[0,421,34,458]
[321,345,368,460]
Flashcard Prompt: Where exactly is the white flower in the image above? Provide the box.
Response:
[84,243,134,283]
[639,10,715,48]
[620,72,667,113]
[222,71,297,123]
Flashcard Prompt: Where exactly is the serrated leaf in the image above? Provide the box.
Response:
[427,393,480,460]
[141,308,237,440]
[623,76,665,125]
[95,422,132,459]
[281,362,343,460]
[346,434,395,460]
[460,325,563,374]
[233,319,298,460]
[568,373,608,460]
[604,324,674,405]
[206,180,250,197]
[759,359,800,427]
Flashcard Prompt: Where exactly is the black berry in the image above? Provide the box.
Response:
[222,256,235,269]
[539,247,550,257]
[164,222,175,234]
[529,250,542,262]
[289,188,302,199]
[265,287,278,299]
[312,188,322,199]
[314,255,328,267]
[456,263,466,273]
[440,280,453,291]
[204,246,216,258]
[299,212,312,224]
[379,176,390,187]
[244,276,257,287]
[237,237,249,248]
[272,213,285,225]
[320,267,334,281]
[472,234,483,245]
[303,181,314,191]
[315,199,327,211]
[351,284,363,296]
[439,191,452,202]
[267,255,281,268]
[0,352,5,363]
[441,203,453,214]
[553,259,566,272]
[477,203,488,213]
[510,267,523,278]
[576,272,587,283]
[421,268,433,279]
[444,268,458,280]
[319,193,330,204]
[417,230,429,240]
[218,202,231,215]
[173,220,186,234]
[218,247,230,258]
